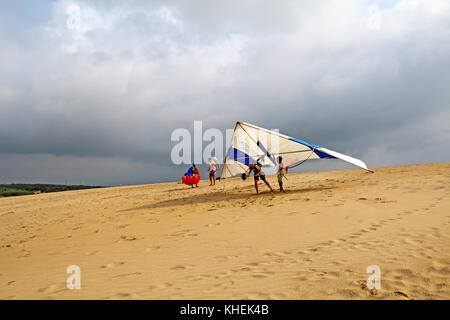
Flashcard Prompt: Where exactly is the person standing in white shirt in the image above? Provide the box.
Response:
[208,158,219,186]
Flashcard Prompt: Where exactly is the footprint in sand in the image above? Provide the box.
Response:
[18,250,31,258]
[243,292,270,299]
[112,272,142,280]
[171,264,193,271]
[190,274,213,281]
[394,268,415,277]
[426,265,450,276]
[214,254,239,263]
[394,290,409,298]
[355,280,378,296]
[38,283,66,294]
[101,262,125,269]
[213,280,235,288]
[108,292,138,300]
[336,289,362,298]
[156,282,173,289]
[246,262,260,267]
[251,269,274,278]
[145,246,161,252]
[120,235,137,241]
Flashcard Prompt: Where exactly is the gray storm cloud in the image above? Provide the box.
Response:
[0,0,449,185]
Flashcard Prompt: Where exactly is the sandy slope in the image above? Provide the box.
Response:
[0,163,449,300]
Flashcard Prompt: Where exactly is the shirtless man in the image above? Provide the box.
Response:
[246,163,273,194]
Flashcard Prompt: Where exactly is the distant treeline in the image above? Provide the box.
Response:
[0,184,105,197]
[0,187,33,197]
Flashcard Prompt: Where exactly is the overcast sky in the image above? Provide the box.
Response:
[1,0,449,185]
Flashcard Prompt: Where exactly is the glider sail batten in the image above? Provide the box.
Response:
[220,121,369,179]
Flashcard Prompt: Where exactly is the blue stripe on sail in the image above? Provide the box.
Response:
[314,149,337,159]
[289,138,322,149]
[256,141,277,166]
[228,148,255,166]
[289,137,336,158]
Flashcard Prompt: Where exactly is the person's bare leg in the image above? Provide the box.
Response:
[212,175,216,186]
[254,181,259,194]
[278,180,285,192]
[264,180,273,192]
[209,176,212,186]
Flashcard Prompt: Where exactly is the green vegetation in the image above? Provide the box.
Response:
[0,184,105,197]
[0,187,34,197]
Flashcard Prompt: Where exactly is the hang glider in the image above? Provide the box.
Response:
[220,122,370,179]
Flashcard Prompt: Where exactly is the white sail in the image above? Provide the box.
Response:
[220,121,369,179]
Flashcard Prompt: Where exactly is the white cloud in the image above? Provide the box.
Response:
[0,0,449,184]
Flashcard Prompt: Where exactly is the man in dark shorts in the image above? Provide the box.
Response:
[246,163,273,194]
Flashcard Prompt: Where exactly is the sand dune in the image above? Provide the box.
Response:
[0,163,449,299]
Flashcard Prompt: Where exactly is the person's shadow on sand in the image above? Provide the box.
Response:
[123,185,336,211]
